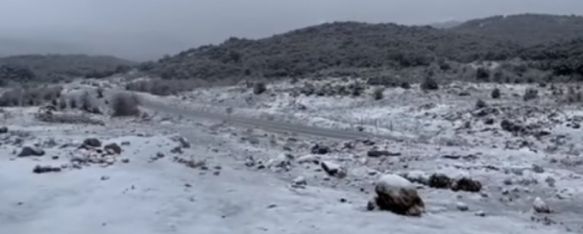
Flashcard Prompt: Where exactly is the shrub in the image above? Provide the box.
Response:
[111,93,140,117]
[420,77,438,91]
[0,86,62,107]
[491,88,501,99]
[475,99,488,109]
[373,87,384,100]
[523,88,539,101]
[253,82,267,95]
[125,79,204,96]
[476,68,490,82]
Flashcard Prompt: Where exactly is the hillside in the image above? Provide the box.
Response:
[141,22,519,80]
[451,14,583,46]
[0,54,135,84]
[521,38,583,77]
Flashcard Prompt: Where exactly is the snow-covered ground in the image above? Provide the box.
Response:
[1,79,582,233]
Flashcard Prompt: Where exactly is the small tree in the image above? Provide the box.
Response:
[475,99,488,109]
[111,93,140,117]
[476,68,490,82]
[372,87,384,100]
[421,77,439,91]
[491,88,501,99]
[253,82,267,95]
[523,88,539,102]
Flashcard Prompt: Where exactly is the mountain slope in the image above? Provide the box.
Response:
[142,22,519,80]
[452,14,583,46]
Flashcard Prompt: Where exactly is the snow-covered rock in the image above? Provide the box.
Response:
[373,174,425,216]
[533,197,551,213]
[320,161,347,178]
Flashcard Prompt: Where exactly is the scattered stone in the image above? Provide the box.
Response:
[474,210,486,217]
[429,173,452,189]
[172,136,191,148]
[533,197,551,214]
[121,158,130,163]
[291,176,307,188]
[52,156,59,160]
[244,156,256,167]
[100,176,110,181]
[170,147,183,154]
[373,174,425,216]
[451,178,482,193]
[362,139,376,146]
[297,155,321,164]
[33,165,61,174]
[311,144,330,155]
[0,126,7,134]
[18,146,45,157]
[339,198,347,203]
[267,154,293,172]
[82,138,102,148]
[121,141,131,146]
[174,157,206,169]
[104,143,122,155]
[320,161,347,178]
[456,202,469,211]
[501,120,525,133]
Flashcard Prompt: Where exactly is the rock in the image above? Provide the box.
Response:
[121,158,130,163]
[402,171,430,185]
[474,210,486,217]
[33,165,61,174]
[452,178,482,193]
[104,143,122,155]
[83,138,102,148]
[320,161,347,178]
[367,150,401,157]
[244,156,256,167]
[311,144,330,155]
[456,202,469,211]
[121,141,131,146]
[0,126,8,134]
[373,174,425,216]
[170,147,183,154]
[172,136,191,148]
[291,176,307,188]
[267,154,293,172]
[533,197,551,213]
[501,120,525,133]
[100,176,110,181]
[532,164,545,174]
[297,155,321,164]
[429,173,452,189]
[18,146,45,157]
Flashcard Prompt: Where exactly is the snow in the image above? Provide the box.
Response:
[376,174,416,191]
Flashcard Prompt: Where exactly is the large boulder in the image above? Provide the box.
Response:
[18,146,45,157]
[83,138,102,148]
[373,174,425,216]
[104,143,122,155]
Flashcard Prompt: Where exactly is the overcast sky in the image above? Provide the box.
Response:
[1,0,583,61]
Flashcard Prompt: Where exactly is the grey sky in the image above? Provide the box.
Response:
[1,0,583,61]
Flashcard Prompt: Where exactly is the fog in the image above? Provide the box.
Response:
[1,0,583,61]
